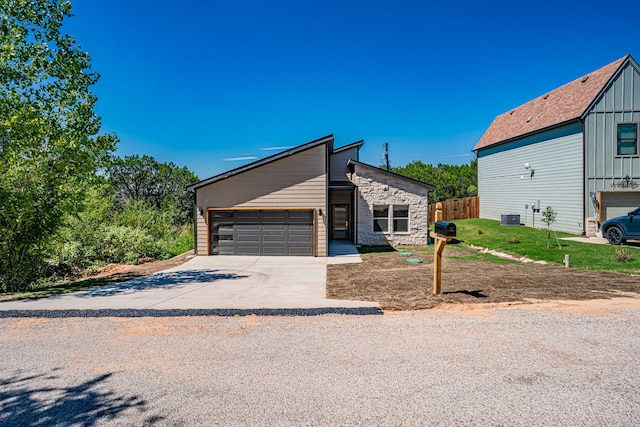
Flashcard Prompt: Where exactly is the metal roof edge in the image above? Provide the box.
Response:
[346,159,436,190]
[332,140,364,154]
[186,134,334,191]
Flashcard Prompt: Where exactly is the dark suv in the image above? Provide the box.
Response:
[602,206,640,245]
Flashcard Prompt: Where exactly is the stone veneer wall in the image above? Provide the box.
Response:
[350,165,429,246]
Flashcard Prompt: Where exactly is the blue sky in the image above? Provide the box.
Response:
[64,0,639,179]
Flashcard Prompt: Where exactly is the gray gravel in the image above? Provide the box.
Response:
[1,307,639,426]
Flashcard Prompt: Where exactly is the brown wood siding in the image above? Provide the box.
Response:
[329,147,358,182]
[195,145,327,256]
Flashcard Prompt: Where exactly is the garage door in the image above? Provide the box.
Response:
[600,191,640,221]
[209,210,314,256]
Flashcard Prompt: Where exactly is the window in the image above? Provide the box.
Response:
[393,205,409,232]
[617,123,638,156]
[373,204,410,233]
[373,205,389,232]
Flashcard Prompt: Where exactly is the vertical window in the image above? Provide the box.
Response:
[373,205,389,232]
[393,205,409,232]
[617,123,638,156]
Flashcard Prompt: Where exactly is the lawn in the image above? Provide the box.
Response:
[454,218,640,273]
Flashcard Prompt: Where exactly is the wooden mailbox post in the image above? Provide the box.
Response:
[433,202,456,295]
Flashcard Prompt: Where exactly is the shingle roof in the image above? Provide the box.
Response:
[473,55,630,151]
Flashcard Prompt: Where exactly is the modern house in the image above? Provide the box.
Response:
[187,135,434,256]
[474,54,640,235]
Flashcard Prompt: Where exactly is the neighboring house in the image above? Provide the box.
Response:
[187,135,434,256]
[474,54,640,235]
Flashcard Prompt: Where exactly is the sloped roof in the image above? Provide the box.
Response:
[187,134,334,191]
[332,139,364,154]
[347,159,435,190]
[473,55,630,151]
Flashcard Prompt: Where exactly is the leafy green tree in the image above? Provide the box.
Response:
[107,155,198,225]
[0,1,116,291]
[392,159,477,202]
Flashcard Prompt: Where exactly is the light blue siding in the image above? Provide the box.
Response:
[478,125,584,233]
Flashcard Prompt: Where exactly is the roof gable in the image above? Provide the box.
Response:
[187,134,333,191]
[347,159,435,190]
[474,55,630,151]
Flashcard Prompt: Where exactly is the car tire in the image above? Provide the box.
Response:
[606,226,624,245]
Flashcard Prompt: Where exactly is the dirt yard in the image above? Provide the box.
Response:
[327,246,640,310]
[84,252,194,282]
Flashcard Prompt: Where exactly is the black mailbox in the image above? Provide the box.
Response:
[435,221,456,237]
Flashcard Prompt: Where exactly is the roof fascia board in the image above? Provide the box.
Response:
[347,159,435,190]
[473,118,582,153]
[332,140,364,154]
[580,54,633,120]
[187,134,334,191]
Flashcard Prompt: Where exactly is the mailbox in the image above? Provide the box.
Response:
[435,221,456,237]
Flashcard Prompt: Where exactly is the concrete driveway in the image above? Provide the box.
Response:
[0,256,379,313]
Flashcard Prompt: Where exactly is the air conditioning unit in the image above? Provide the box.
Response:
[500,214,521,226]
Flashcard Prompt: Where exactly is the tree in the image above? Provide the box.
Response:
[541,206,558,249]
[0,1,117,291]
[107,155,198,225]
[392,159,477,202]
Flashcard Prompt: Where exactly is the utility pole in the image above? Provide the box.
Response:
[382,141,390,171]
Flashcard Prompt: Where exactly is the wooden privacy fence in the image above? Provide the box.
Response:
[428,196,479,225]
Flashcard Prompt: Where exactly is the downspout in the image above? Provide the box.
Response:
[581,119,587,236]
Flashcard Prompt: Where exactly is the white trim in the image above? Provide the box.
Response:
[372,204,411,235]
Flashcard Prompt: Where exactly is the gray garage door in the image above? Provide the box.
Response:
[209,210,314,256]
[601,191,640,221]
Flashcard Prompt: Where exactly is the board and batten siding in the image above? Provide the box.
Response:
[329,146,359,182]
[584,60,640,220]
[195,144,327,256]
[477,123,584,233]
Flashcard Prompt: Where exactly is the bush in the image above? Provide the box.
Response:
[158,224,194,257]
[56,224,162,267]
[614,247,632,263]
[508,236,521,244]
[98,225,162,264]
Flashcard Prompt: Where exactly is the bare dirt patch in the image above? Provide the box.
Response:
[327,247,640,310]
[85,252,193,282]
[0,252,193,302]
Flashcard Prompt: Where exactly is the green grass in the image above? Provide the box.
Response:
[453,218,640,273]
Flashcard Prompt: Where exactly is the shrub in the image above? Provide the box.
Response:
[97,225,161,264]
[158,223,194,257]
[614,247,632,263]
[508,235,520,244]
[54,224,162,268]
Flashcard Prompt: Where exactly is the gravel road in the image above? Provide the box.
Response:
[1,302,639,426]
